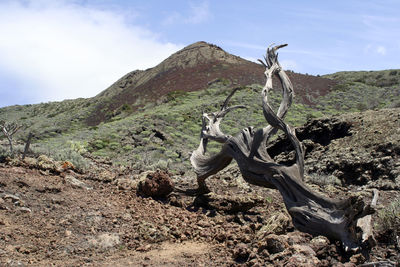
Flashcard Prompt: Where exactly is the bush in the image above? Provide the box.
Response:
[376,198,400,244]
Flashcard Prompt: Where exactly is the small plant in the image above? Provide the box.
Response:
[376,198,400,244]
[307,173,341,186]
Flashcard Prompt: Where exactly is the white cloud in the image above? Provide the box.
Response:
[280,60,298,71]
[243,57,259,63]
[364,44,387,56]
[163,1,210,25]
[0,0,182,105]
[376,46,386,55]
[186,1,210,24]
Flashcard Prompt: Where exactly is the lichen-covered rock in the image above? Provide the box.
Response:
[257,212,290,236]
[310,235,330,252]
[37,155,56,171]
[284,248,321,267]
[65,175,93,190]
[22,157,38,167]
[90,169,117,183]
[88,233,121,249]
[112,177,138,190]
[138,170,174,197]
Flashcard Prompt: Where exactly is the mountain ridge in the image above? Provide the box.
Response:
[86,41,337,125]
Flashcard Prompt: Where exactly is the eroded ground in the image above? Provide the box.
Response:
[1,108,400,266]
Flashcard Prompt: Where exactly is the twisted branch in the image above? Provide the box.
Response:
[190,44,374,251]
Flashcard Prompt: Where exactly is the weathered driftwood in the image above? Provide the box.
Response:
[190,44,375,251]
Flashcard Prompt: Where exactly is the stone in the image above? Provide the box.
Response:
[2,193,20,202]
[257,212,290,236]
[23,157,38,167]
[138,170,174,197]
[91,169,117,183]
[261,234,289,254]
[18,207,32,213]
[37,155,56,171]
[286,231,312,245]
[89,233,121,249]
[349,253,365,265]
[277,244,321,266]
[285,253,320,267]
[310,235,330,252]
[112,177,138,190]
[65,175,93,190]
[233,243,250,262]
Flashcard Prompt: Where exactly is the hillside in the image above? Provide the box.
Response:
[1,108,399,266]
[322,69,400,112]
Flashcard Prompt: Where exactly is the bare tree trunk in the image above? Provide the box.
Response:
[190,44,374,251]
[22,132,33,160]
[8,136,14,155]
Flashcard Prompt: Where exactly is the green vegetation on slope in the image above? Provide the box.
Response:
[1,69,399,173]
[0,81,317,172]
[321,69,400,112]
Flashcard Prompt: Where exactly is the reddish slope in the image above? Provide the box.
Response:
[87,42,336,125]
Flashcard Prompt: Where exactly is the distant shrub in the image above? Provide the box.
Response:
[356,102,368,111]
[122,145,132,152]
[0,145,8,156]
[389,101,400,108]
[332,83,348,91]
[151,159,170,170]
[166,90,188,103]
[121,103,132,112]
[108,142,119,150]
[376,78,398,87]
[92,139,106,150]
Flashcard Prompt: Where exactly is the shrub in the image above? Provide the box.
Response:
[92,139,106,150]
[376,198,400,244]
[109,142,120,150]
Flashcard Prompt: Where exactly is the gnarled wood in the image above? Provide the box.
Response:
[190,44,374,251]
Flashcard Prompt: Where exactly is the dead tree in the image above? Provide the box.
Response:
[0,121,21,156]
[190,44,374,251]
[22,132,33,160]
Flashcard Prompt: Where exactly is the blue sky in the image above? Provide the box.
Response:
[0,0,399,107]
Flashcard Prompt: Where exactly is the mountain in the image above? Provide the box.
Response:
[0,41,398,173]
[1,42,399,266]
[86,41,336,125]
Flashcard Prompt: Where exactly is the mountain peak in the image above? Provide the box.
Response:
[87,41,336,126]
[160,41,244,70]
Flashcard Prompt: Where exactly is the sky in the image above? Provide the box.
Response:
[0,0,399,107]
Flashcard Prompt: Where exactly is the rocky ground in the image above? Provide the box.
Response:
[1,108,400,266]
